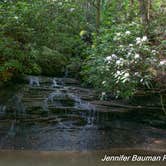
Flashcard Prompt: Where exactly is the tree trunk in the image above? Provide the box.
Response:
[138,0,150,34]
[96,0,101,32]
[130,0,134,6]
[138,0,149,25]
[147,0,152,20]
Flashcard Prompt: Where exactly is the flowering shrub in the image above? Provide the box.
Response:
[83,23,161,98]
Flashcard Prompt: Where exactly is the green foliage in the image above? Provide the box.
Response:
[82,0,165,98]
[0,0,165,99]
[0,0,87,82]
[67,56,82,78]
[37,46,67,76]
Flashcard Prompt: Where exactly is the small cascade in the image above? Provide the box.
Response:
[13,95,26,115]
[29,76,40,87]
[69,94,96,125]
[8,120,16,137]
[69,94,95,111]
[88,108,96,126]
[44,90,66,110]
[0,105,6,115]
[47,91,65,103]
[86,105,96,126]
[52,78,60,88]
[42,98,49,112]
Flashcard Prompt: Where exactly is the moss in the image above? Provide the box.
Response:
[37,46,67,77]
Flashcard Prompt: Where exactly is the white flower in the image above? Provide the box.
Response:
[136,36,148,45]
[105,56,112,61]
[100,92,106,100]
[116,32,121,36]
[134,72,140,76]
[136,37,141,41]
[116,60,121,65]
[14,16,18,20]
[127,52,132,58]
[152,50,157,54]
[134,53,140,59]
[125,31,131,35]
[117,90,120,94]
[159,59,166,66]
[140,78,144,83]
[142,36,148,42]
[116,58,124,66]
[114,70,123,78]
[121,72,130,82]
[129,44,133,47]
[102,92,106,95]
[102,81,106,85]
[112,54,117,59]
[113,36,120,41]
[124,72,130,78]
[116,71,121,75]
[70,8,75,12]
[136,37,141,45]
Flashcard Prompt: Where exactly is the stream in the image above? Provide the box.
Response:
[0,76,166,151]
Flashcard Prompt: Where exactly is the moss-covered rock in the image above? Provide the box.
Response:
[37,46,67,76]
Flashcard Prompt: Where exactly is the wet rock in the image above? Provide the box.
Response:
[1,75,166,151]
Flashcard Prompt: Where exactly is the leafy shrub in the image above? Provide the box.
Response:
[37,47,67,76]
[83,22,160,98]
[0,0,87,81]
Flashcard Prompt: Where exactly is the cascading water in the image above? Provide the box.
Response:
[52,78,60,88]
[47,91,65,103]
[69,94,95,110]
[0,105,6,115]
[42,90,66,112]
[13,95,26,115]
[43,83,97,126]
[8,120,16,137]
[1,75,165,151]
[42,98,49,112]
[29,76,40,87]
[69,94,96,125]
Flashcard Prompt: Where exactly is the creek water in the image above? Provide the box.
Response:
[0,76,165,152]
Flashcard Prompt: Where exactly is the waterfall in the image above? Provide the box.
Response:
[52,78,60,88]
[42,98,49,112]
[43,90,65,111]
[69,94,95,111]
[0,105,6,114]
[8,120,16,137]
[29,76,40,87]
[13,95,26,115]
[69,94,96,125]
[47,91,65,103]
